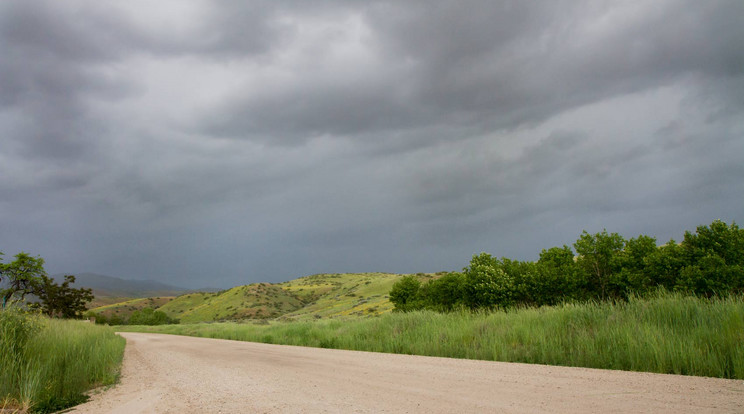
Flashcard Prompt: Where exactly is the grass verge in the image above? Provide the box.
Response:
[0,307,126,413]
[120,292,744,379]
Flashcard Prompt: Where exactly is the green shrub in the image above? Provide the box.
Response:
[128,307,178,326]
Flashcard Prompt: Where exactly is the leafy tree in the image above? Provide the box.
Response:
[681,220,744,267]
[1,252,46,308]
[29,275,94,318]
[463,253,514,309]
[644,240,686,290]
[536,245,585,301]
[617,235,658,295]
[676,220,744,296]
[418,272,466,311]
[574,230,625,299]
[389,275,422,311]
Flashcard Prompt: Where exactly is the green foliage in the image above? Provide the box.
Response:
[676,220,744,296]
[1,252,46,307]
[397,219,744,313]
[389,275,422,311]
[128,307,178,325]
[30,275,94,319]
[418,272,466,311]
[463,253,514,309]
[574,229,625,299]
[1,307,125,412]
[120,292,744,380]
[535,245,583,303]
[643,240,686,290]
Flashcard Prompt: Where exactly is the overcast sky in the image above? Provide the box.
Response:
[1,1,742,288]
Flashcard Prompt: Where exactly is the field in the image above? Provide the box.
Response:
[119,292,744,379]
[0,308,125,413]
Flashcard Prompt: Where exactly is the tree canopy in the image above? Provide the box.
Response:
[1,252,94,317]
[390,219,744,312]
[29,275,94,318]
[1,252,46,308]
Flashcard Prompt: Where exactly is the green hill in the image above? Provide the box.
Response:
[92,272,442,323]
[277,272,408,320]
[158,284,305,323]
[92,297,176,320]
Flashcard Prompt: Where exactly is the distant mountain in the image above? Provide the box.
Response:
[52,272,190,299]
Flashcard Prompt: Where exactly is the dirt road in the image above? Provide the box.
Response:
[71,332,743,413]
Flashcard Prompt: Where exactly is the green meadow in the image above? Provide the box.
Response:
[120,291,744,380]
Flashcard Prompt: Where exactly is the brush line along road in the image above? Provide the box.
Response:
[72,332,743,413]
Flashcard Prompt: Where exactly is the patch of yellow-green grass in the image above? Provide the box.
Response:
[277,273,434,320]
[158,284,304,323]
[91,297,175,319]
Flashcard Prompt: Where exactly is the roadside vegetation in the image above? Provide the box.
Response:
[120,292,744,379]
[0,306,125,413]
[391,219,743,312]
[121,219,743,380]
[1,252,126,413]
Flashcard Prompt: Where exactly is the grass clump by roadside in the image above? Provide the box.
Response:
[120,292,744,379]
[1,306,126,413]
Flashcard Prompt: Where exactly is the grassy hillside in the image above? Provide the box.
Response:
[88,296,135,309]
[277,273,428,320]
[91,297,176,320]
[158,283,305,323]
[95,272,439,323]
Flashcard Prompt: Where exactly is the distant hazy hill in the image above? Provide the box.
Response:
[53,272,190,299]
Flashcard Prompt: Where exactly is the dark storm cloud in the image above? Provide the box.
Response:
[0,1,137,170]
[0,1,742,287]
[202,0,744,147]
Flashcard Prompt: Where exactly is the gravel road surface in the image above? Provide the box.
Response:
[71,332,744,413]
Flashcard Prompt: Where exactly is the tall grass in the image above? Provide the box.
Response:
[120,292,744,379]
[0,307,126,413]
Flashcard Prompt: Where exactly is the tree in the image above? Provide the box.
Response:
[676,220,744,296]
[1,252,46,308]
[574,230,625,299]
[389,275,422,311]
[419,272,467,311]
[30,274,94,318]
[463,253,515,309]
[643,239,686,290]
[617,235,658,295]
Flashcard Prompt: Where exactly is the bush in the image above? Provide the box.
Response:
[389,276,422,312]
[128,307,178,325]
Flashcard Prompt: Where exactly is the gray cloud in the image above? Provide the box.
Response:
[0,0,742,288]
